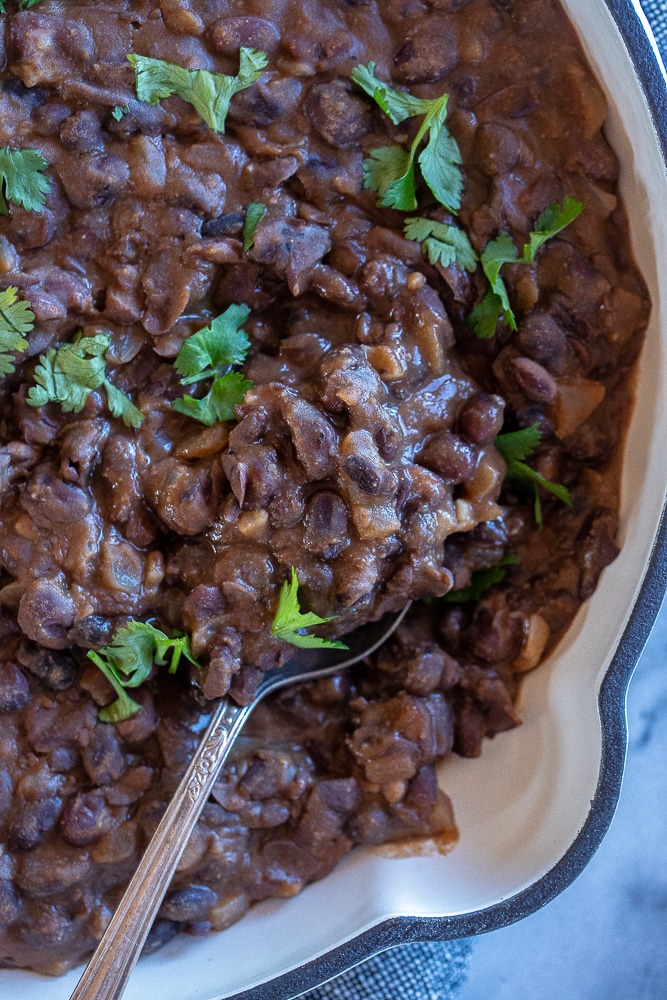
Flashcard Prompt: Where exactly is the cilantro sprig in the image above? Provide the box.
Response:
[0,148,50,215]
[351,62,462,213]
[469,198,584,338]
[443,554,519,604]
[111,105,129,121]
[271,567,348,650]
[496,423,572,526]
[172,303,254,426]
[0,286,33,376]
[27,331,143,428]
[404,216,477,273]
[88,620,200,723]
[128,46,268,133]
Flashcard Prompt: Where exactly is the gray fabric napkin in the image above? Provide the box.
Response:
[305,3,667,997]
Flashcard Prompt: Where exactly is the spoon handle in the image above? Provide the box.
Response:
[70,697,252,1000]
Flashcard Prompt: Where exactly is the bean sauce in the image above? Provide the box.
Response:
[0,0,648,974]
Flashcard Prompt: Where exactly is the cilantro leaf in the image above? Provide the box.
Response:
[172,371,253,426]
[417,98,463,213]
[172,304,253,425]
[480,232,518,286]
[175,304,251,384]
[352,63,462,213]
[362,145,416,211]
[523,197,585,264]
[469,200,585,338]
[271,567,348,650]
[494,424,542,463]
[468,233,519,336]
[404,217,477,273]
[111,105,129,121]
[242,202,267,252]
[88,620,200,722]
[0,286,33,376]
[443,554,519,604]
[496,423,572,526]
[350,61,434,124]
[128,46,268,133]
[27,331,143,426]
[104,379,144,429]
[467,288,505,339]
[0,148,50,215]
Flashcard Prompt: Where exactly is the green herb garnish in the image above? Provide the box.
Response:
[172,303,254,426]
[271,567,348,650]
[88,620,200,723]
[128,46,268,133]
[468,199,584,338]
[0,148,50,215]
[443,554,519,604]
[0,286,33,375]
[0,1,46,11]
[351,61,463,213]
[496,423,572,526]
[404,216,477,273]
[111,105,130,121]
[242,202,267,252]
[27,331,143,428]
[522,197,585,264]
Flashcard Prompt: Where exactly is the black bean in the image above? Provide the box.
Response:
[393,27,459,84]
[142,919,182,955]
[419,431,477,485]
[210,16,280,55]
[9,798,61,850]
[82,725,126,786]
[230,77,303,128]
[304,491,349,554]
[459,393,506,445]
[161,885,217,923]
[221,446,280,510]
[305,81,372,147]
[0,880,20,929]
[16,641,78,691]
[67,615,115,650]
[107,100,168,138]
[60,109,104,152]
[21,465,92,526]
[345,454,384,495]
[475,122,521,175]
[4,78,48,108]
[60,792,112,846]
[0,661,30,712]
[511,356,558,404]
[57,153,130,210]
[201,212,244,238]
[517,313,568,372]
[578,508,620,600]
[144,458,221,536]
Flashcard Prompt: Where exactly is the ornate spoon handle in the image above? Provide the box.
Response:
[70,697,252,1000]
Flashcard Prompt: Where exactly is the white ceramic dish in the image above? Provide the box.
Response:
[5,2,667,998]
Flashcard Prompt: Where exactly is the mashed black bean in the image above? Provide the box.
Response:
[0,0,649,975]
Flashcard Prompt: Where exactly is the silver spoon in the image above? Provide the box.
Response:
[69,603,412,1000]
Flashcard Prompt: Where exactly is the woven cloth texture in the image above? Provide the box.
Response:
[304,3,666,998]
[642,0,667,57]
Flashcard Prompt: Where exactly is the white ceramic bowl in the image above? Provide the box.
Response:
[6,2,667,998]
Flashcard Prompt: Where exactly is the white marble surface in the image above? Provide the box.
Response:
[457,597,667,1000]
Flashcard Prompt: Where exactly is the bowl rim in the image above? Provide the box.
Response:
[223,3,667,998]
